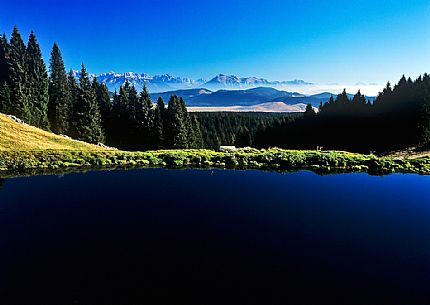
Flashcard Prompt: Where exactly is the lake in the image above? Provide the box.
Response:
[0,169,429,304]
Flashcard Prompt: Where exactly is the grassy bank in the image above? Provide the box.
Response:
[1,148,429,177]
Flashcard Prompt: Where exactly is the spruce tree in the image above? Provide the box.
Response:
[116,86,130,146]
[110,81,131,147]
[0,81,11,114]
[92,78,111,132]
[67,69,79,136]
[304,103,316,118]
[141,85,153,132]
[68,69,78,103]
[166,95,188,148]
[26,31,49,129]
[8,26,30,121]
[48,43,71,134]
[127,85,140,147]
[351,90,367,115]
[189,116,203,148]
[0,33,9,87]
[72,64,104,143]
[153,97,165,149]
[336,89,350,114]
[128,84,139,122]
[113,80,130,121]
[318,102,323,113]
[134,85,153,149]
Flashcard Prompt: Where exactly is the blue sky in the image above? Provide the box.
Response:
[1,0,429,87]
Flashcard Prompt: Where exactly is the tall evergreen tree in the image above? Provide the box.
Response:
[72,64,104,143]
[134,85,153,148]
[0,33,9,87]
[92,77,111,132]
[48,43,71,134]
[189,115,204,148]
[110,81,131,147]
[0,82,11,114]
[153,97,165,149]
[68,69,78,103]
[304,103,316,119]
[166,95,188,148]
[141,85,153,131]
[8,26,30,121]
[67,69,79,136]
[26,31,49,129]
[351,90,368,115]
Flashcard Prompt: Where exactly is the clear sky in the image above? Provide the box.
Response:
[1,0,429,86]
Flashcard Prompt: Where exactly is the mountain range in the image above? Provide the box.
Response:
[72,71,376,112]
[73,71,313,93]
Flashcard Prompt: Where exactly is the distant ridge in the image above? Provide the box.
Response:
[205,74,312,91]
[72,70,314,93]
[150,87,376,109]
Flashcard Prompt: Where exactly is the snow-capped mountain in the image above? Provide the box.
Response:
[204,74,269,89]
[203,74,313,91]
[71,70,314,93]
[93,72,205,93]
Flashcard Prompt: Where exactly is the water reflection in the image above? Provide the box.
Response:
[0,169,429,304]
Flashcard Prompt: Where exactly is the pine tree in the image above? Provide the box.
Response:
[92,77,111,131]
[304,103,316,118]
[113,80,130,121]
[134,85,153,149]
[141,85,153,131]
[128,84,139,123]
[72,64,104,143]
[0,33,9,87]
[68,69,78,103]
[0,81,11,114]
[337,89,350,114]
[67,69,79,136]
[48,43,71,134]
[189,115,203,148]
[351,90,367,115]
[8,26,30,121]
[26,31,49,129]
[153,97,165,149]
[166,95,188,148]
[110,81,131,147]
[127,84,140,147]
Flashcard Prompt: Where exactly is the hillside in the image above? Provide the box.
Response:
[150,87,376,109]
[187,102,311,112]
[0,113,104,151]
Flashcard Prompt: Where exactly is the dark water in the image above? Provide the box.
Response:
[0,169,429,305]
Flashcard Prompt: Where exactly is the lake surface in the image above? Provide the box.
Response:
[0,169,429,304]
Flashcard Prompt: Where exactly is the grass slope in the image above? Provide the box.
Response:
[0,113,104,151]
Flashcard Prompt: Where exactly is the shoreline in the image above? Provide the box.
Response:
[1,148,429,177]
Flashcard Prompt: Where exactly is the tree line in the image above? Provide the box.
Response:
[0,26,202,149]
[254,75,430,152]
[194,112,300,149]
